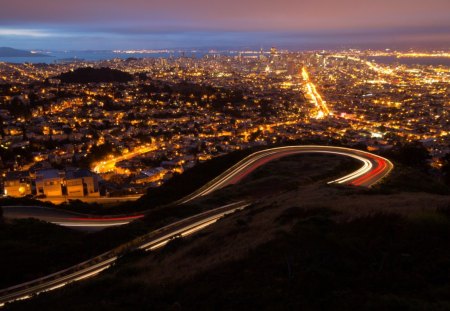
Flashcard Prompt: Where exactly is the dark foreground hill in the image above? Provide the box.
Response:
[56,67,133,83]
[4,155,450,311]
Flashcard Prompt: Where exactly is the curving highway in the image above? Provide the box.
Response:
[4,146,392,230]
[0,145,393,307]
[2,206,144,232]
[179,145,393,204]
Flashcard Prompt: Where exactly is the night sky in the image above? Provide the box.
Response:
[1,0,449,50]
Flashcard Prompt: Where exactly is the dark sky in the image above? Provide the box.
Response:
[1,0,449,50]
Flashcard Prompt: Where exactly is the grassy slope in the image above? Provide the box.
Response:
[5,155,450,310]
[0,153,356,289]
[0,218,155,289]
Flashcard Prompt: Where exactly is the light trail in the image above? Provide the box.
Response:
[0,202,249,307]
[67,215,145,222]
[138,201,249,251]
[180,145,393,203]
[350,157,387,186]
[53,222,130,227]
[5,146,392,229]
[0,146,393,307]
[301,67,331,118]
[2,206,145,231]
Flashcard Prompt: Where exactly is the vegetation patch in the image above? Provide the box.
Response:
[57,67,133,84]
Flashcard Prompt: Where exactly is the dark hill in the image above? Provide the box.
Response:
[56,67,133,83]
[0,47,48,58]
[5,155,450,310]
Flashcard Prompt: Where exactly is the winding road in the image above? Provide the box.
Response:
[0,145,393,307]
[2,206,145,231]
[4,146,392,230]
[179,145,393,204]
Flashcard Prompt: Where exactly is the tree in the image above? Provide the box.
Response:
[57,67,133,84]
[9,97,31,119]
[394,142,430,169]
[86,142,117,165]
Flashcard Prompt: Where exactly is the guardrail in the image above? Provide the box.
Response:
[0,201,249,307]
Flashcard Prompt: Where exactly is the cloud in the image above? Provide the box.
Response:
[0,0,448,49]
[1,0,449,32]
[0,28,53,37]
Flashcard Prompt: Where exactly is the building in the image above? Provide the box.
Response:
[35,169,64,197]
[3,171,32,197]
[3,168,101,199]
[65,169,100,197]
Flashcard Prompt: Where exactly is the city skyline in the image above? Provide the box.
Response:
[1,0,449,50]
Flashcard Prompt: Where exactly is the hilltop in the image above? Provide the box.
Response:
[56,67,133,83]
[4,154,450,310]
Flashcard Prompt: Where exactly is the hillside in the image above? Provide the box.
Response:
[4,154,450,310]
[0,47,48,58]
[56,67,133,83]
[0,153,358,288]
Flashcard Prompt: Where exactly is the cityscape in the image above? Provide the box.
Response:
[1,49,448,204]
[0,0,449,309]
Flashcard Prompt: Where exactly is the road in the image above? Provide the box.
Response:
[301,67,331,118]
[178,145,393,204]
[0,201,249,307]
[2,206,144,232]
[0,145,393,306]
[36,195,142,206]
[4,145,392,230]
[93,144,158,174]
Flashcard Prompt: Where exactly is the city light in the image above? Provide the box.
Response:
[0,48,448,203]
